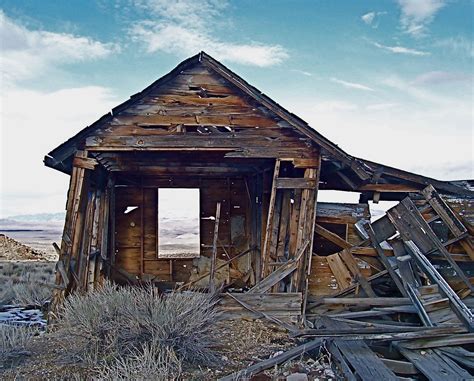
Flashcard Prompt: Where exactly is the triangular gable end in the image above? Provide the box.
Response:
[44,52,473,198]
[44,52,369,179]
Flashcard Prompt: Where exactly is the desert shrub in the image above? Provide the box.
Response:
[0,324,37,365]
[58,281,220,375]
[97,344,182,380]
[0,262,54,307]
[0,279,16,305]
[12,273,52,307]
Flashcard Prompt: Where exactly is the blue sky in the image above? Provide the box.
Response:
[0,0,473,216]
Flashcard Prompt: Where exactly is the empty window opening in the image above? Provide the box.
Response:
[157,188,200,258]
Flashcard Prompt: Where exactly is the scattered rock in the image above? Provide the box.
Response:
[0,234,50,261]
[287,373,309,381]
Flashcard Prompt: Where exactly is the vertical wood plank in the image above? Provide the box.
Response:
[209,202,222,293]
[261,159,281,278]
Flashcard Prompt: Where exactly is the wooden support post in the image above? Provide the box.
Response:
[49,151,91,318]
[300,162,321,321]
[365,223,408,297]
[209,202,221,293]
[261,159,281,278]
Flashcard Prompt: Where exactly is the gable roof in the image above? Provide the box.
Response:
[44,52,473,197]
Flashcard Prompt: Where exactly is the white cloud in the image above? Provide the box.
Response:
[372,41,430,56]
[128,0,288,66]
[283,92,473,181]
[434,36,474,58]
[0,10,119,84]
[291,69,313,77]
[411,71,471,86]
[331,77,375,91]
[0,86,119,216]
[397,0,446,37]
[361,11,387,27]
[362,12,376,25]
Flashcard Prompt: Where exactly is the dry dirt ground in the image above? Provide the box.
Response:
[0,236,335,380]
[1,319,335,380]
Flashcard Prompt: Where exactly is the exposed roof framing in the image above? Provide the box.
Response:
[44,51,473,197]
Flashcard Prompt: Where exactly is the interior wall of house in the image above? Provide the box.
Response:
[111,175,253,285]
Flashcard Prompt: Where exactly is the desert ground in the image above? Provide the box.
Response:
[0,220,334,380]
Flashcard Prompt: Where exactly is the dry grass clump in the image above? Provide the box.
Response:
[0,261,55,307]
[0,324,37,366]
[97,345,182,380]
[58,282,220,379]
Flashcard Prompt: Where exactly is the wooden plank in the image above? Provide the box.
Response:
[321,297,410,306]
[275,177,318,189]
[390,199,474,293]
[209,202,221,293]
[218,338,323,381]
[398,347,472,381]
[291,172,312,291]
[249,241,308,294]
[438,347,474,369]
[294,326,467,340]
[276,191,291,260]
[400,333,474,349]
[223,293,296,331]
[315,223,352,249]
[404,240,474,332]
[422,185,467,237]
[72,155,98,170]
[261,159,280,278]
[326,342,356,381]
[339,248,376,297]
[365,223,408,297]
[380,358,419,376]
[334,340,398,380]
[358,184,420,192]
[351,246,394,257]
[300,164,321,319]
[323,318,397,380]
[49,151,90,318]
[406,283,433,327]
[326,253,352,290]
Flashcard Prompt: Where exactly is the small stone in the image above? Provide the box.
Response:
[286,373,308,381]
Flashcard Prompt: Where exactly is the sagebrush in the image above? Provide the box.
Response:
[0,324,37,365]
[0,261,54,306]
[58,282,220,377]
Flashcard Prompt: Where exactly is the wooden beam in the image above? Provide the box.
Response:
[365,223,408,297]
[275,177,318,189]
[261,159,280,278]
[249,241,308,294]
[358,184,420,192]
[421,185,467,237]
[209,202,221,293]
[315,223,352,249]
[218,338,323,381]
[72,156,98,170]
[339,249,376,297]
[404,240,474,332]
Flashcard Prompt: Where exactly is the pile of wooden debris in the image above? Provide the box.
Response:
[219,185,474,380]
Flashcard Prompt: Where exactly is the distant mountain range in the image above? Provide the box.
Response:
[2,212,65,223]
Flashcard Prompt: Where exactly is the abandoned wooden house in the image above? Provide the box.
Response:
[44,51,474,331]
